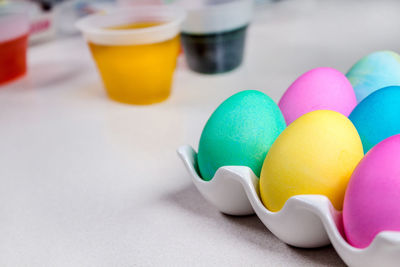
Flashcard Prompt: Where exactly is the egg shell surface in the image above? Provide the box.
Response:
[343,134,400,248]
[346,50,400,103]
[260,110,364,212]
[197,90,286,181]
[349,86,400,153]
[278,67,356,125]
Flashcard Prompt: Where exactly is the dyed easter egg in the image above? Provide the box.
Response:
[343,134,400,248]
[198,90,286,181]
[260,110,363,212]
[349,86,400,153]
[346,50,400,103]
[278,67,356,125]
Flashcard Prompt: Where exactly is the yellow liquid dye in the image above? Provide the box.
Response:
[108,22,161,30]
[89,22,180,105]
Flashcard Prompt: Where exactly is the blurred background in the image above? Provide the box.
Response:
[2,0,400,97]
[1,0,400,266]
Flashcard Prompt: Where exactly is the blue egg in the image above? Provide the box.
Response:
[346,51,400,103]
[349,86,400,153]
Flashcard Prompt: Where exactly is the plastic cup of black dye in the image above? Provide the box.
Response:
[180,0,253,74]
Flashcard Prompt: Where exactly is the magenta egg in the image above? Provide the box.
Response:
[278,67,357,125]
[343,134,400,248]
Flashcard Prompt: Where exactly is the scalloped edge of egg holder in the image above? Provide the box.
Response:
[177,145,400,267]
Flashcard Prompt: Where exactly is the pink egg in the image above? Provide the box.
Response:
[343,134,400,248]
[278,67,357,125]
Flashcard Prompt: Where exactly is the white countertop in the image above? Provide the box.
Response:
[1,0,400,266]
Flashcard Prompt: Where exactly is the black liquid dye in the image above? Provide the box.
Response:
[181,25,248,74]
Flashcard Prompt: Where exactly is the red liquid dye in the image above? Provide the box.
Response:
[0,34,28,85]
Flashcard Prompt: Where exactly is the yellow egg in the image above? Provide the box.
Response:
[260,110,364,212]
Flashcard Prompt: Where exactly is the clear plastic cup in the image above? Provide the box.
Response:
[179,0,253,74]
[76,6,185,105]
[0,12,29,86]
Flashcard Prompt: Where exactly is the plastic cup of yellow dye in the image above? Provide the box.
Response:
[76,7,185,105]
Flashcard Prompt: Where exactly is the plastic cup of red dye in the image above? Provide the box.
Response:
[0,12,30,86]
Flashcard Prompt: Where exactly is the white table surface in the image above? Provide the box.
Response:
[1,0,400,266]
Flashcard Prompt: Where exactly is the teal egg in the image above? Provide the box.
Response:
[346,51,400,103]
[197,90,286,181]
[349,86,400,153]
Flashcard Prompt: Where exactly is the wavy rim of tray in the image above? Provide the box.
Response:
[177,145,400,254]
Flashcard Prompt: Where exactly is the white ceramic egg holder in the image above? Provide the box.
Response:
[177,145,400,267]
